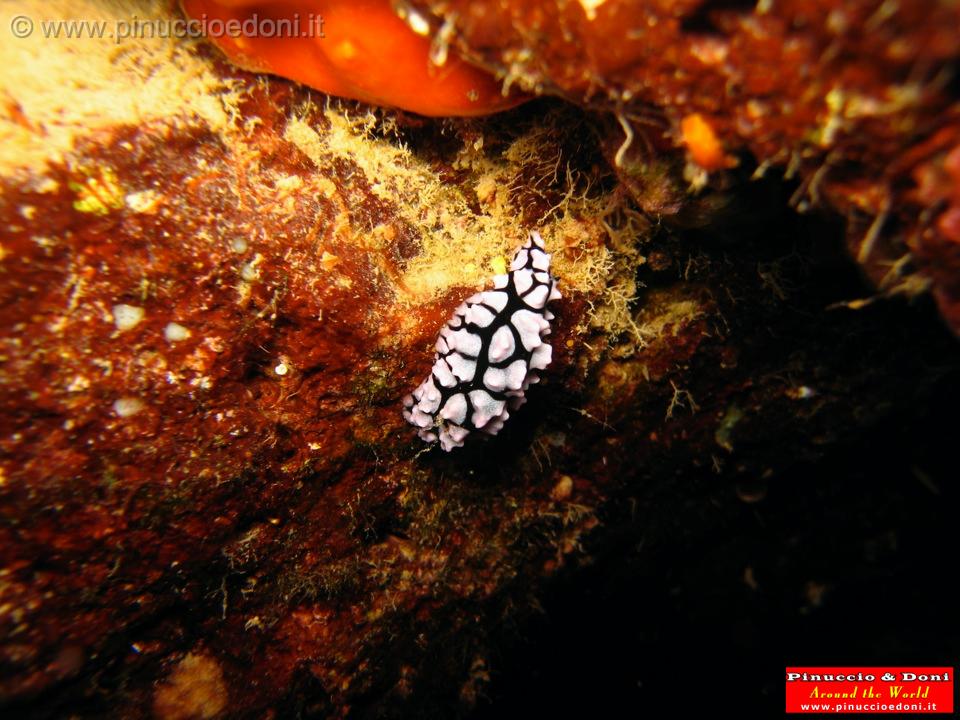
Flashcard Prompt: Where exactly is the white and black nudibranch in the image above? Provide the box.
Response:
[403,231,561,451]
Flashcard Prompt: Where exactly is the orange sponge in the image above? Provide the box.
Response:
[181,0,527,116]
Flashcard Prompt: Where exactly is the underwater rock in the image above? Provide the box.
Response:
[0,2,958,717]
[407,0,960,334]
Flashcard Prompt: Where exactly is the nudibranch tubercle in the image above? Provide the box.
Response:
[403,232,561,451]
[180,0,527,117]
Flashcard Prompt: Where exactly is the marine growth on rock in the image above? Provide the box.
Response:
[403,232,561,451]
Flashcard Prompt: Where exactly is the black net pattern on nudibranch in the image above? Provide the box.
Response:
[402,231,561,451]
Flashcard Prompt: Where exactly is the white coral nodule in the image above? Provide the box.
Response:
[403,231,561,451]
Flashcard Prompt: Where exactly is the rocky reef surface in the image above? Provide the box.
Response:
[0,1,957,717]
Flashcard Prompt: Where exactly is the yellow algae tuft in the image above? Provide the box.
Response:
[70,165,125,215]
[320,251,341,271]
[284,108,519,304]
[281,102,658,351]
[0,0,241,177]
[153,652,228,720]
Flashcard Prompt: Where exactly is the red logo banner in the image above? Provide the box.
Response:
[786,667,953,714]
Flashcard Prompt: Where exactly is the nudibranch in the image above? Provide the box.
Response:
[403,232,561,451]
[180,0,527,116]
